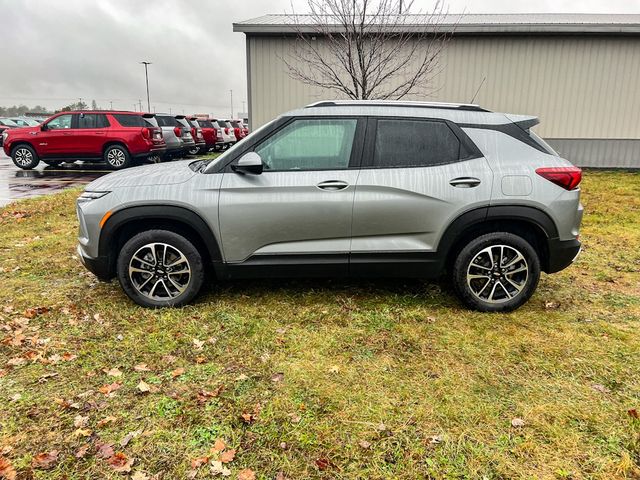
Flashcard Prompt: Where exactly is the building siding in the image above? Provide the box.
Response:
[246,34,640,167]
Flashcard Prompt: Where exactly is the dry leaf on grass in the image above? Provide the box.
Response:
[511,418,526,428]
[131,472,149,480]
[105,368,123,377]
[75,444,90,459]
[107,452,134,473]
[120,430,142,448]
[74,415,89,428]
[171,367,185,378]
[358,440,371,449]
[96,442,115,459]
[211,438,226,453]
[32,450,59,469]
[97,416,117,428]
[270,372,284,383]
[0,456,17,480]
[98,382,122,395]
[591,383,611,394]
[219,449,236,464]
[134,363,151,372]
[137,380,151,393]
[210,460,231,476]
[191,456,209,469]
[237,468,256,480]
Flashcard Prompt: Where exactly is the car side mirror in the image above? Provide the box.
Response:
[41,123,48,131]
[232,152,263,175]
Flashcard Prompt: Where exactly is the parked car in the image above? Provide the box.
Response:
[185,116,207,155]
[2,111,166,169]
[227,119,246,142]
[76,100,583,311]
[10,117,42,127]
[212,119,236,148]
[155,114,196,159]
[0,118,18,147]
[193,118,219,153]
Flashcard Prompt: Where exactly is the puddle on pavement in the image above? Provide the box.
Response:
[0,155,110,207]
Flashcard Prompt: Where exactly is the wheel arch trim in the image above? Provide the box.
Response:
[98,205,222,272]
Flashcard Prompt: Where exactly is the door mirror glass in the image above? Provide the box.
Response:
[232,152,263,175]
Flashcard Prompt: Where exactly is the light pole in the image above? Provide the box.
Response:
[230,90,234,118]
[140,61,152,112]
[399,0,403,13]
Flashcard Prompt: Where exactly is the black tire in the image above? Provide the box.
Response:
[188,146,200,156]
[117,230,205,308]
[452,232,540,312]
[104,144,132,170]
[11,144,39,170]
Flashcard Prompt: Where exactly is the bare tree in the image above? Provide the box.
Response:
[284,0,453,100]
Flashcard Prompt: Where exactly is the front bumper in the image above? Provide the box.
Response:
[77,244,113,281]
[546,238,581,273]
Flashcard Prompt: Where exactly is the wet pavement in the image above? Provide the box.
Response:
[0,151,111,207]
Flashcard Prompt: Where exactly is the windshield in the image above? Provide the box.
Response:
[0,118,18,127]
[203,118,277,173]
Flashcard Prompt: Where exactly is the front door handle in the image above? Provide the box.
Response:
[316,180,349,191]
[450,177,481,188]
[94,132,106,135]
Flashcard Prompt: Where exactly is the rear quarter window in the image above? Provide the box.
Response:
[113,114,148,128]
[156,116,179,127]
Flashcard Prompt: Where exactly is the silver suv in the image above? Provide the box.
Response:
[76,101,583,312]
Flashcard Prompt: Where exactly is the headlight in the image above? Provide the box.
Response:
[77,191,111,203]
[2,130,8,142]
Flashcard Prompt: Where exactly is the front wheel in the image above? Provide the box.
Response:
[452,232,540,312]
[117,230,205,308]
[11,145,40,170]
[104,145,131,170]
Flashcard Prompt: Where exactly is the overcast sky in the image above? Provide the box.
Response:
[2,0,639,116]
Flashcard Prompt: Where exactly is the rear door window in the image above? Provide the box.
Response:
[78,114,109,129]
[372,119,461,168]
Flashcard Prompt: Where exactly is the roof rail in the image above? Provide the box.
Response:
[305,100,490,113]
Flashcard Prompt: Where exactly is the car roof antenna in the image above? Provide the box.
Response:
[470,76,487,104]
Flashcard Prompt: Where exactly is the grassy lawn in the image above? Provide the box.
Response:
[0,171,639,479]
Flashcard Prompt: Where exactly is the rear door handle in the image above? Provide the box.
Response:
[316,180,349,191]
[450,177,481,188]
[94,132,105,135]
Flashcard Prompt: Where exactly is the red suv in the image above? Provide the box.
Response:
[193,117,218,153]
[2,111,166,170]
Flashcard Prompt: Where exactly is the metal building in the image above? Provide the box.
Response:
[234,14,640,168]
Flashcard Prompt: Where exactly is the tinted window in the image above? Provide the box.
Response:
[156,116,179,127]
[198,120,213,129]
[0,119,18,126]
[78,114,109,129]
[255,119,357,171]
[46,114,73,130]
[373,119,461,167]
[114,114,148,127]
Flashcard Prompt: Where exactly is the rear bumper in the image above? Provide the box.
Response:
[545,238,581,273]
[77,244,113,281]
[133,146,166,159]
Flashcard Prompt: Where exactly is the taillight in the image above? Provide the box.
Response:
[191,127,197,139]
[141,127,150,139]
[535,167,582,191]
[174,126,182,137]
[224,127,229,135]
[216,128,222,137]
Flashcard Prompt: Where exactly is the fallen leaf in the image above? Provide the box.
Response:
[271,372,285,383]
[328,366,340,374]
[171,367,185,378]
[210,460,231,477]
[32,450,59,469]
[6,357,25,367]
[544,301,560,309]
[62,352,77,362]
[54,398,81,410]
[235,373,249,382]
[193,339,205,350]
[288,413,301,424]
[120,430,142,448]
[9,394,21,402]
[163,354,177,364]
[237,468,256,480]
[219,449,236,463]
[74,415,89,428]
[74,428,92,437]
[131,472,149,480]
[107,452,134,473]
[96,442,115,459]
[195,356,206,364]
[97,416,117,428]
[134,363,151,372]
[358,440,371,449]
[376,422,387,432]
[428,434,443,444]
[98,382,122,395]
[628,408,639,419]
[38,372,58,383]
[0,456,17,480]
[275,472,286,480]
[241,412,256,424]
[191,456,209,469]
[211,438,226,453]
[75,444,90,459]
[315,458,332,471]
[105,368,123,377]
[511,418,526,428]
[137,380,151,393]
[591,383,611,394]
[196,386,223,405]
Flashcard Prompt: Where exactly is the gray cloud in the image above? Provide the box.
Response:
[1,0,639,116]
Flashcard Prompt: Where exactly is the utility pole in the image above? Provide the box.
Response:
[138,100,143,112]
[230,90,234,118]
[169,107,172,115]
[242,100,246,114]
[109,101,113,110]
[399,0,403,13]
[78,97,84,108]
[140,61,152,112]
[133,104,137,112]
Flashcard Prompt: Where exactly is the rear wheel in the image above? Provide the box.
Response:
[11,145,39,170]
[117,230,205,308]
[104,145,131,170]
[452,232,540,312]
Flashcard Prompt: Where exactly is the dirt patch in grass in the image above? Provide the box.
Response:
[0,171,639,479]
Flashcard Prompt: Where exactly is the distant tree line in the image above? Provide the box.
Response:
[1,99,102,117]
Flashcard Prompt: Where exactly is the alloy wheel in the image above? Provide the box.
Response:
[14,148,33,167]
[128,243,191,300]
[107,148,126,167]
[466,244,529,304]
